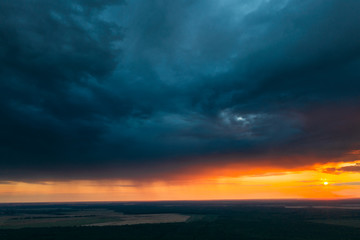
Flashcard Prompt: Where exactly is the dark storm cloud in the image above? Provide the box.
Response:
[1,0,360,181]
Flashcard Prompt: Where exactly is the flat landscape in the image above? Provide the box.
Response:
[1,200,360,240]
[0,208,190,229]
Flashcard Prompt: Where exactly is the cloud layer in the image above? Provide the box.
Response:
[1,0,360,181]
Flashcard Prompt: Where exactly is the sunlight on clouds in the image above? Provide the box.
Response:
[1,160,360,202]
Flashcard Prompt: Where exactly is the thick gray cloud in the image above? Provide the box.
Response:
[1,0,360,181]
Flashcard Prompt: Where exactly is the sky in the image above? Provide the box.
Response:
[1,0,360,202]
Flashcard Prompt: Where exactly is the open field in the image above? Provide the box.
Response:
[309,219,360,228]
[0,208,190,229]
[84,213,190,226]
[1,200,360,239]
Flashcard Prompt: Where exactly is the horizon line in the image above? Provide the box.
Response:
[1,198,360,205]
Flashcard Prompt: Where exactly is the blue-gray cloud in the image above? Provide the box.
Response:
[332,181,360,186]
[1,0,360,181]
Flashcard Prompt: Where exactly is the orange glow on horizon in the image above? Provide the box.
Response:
[1,160,360,203]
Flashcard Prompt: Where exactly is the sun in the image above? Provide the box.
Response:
[323,181,329,186]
